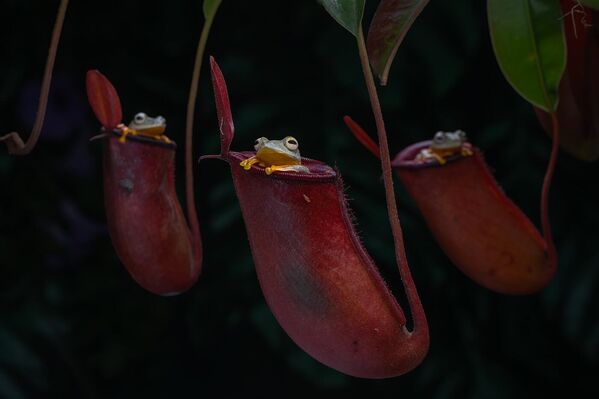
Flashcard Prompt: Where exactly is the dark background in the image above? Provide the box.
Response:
[1,0,598,397]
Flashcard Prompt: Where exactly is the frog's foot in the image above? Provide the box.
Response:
[461,145,473,157]
[118,126,138,143]
[416,149,446,165]
[264,164,310,175]
[240,156,260,170]
[432,153,447,165]
[157,135,172,144]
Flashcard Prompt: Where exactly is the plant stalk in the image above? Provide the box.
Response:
[184,12,217,250]
[356,26,426,332]
[541,112,560,269]
[1,0,69,155]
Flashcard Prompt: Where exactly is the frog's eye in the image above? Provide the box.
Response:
[285,137,299,151]
[433,132,445,143]
[134,113,146,124]
[254,137,268,149]
[457,130,467,141]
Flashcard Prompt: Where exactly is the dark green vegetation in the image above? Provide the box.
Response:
[1,0,598,397]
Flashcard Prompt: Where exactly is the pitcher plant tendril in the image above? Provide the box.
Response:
[355,26,426,332]
[185,2,221,249]
[1,0,69,155]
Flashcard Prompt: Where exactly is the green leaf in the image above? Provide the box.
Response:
[320,0,366,37]
[488,0,566,112]
[366,0,430,85]
[579,0,599,10]
[203,0,222,21]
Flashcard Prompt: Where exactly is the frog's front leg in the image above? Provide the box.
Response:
[118,125,138,143]
[156,135,173,144]
[416,149,447,165]
[264,164,310,175]
[431,153,447,165]
[461,145,473,157]
[240,156,261,170]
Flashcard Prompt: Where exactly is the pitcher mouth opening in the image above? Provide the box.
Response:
[392,140,474,169]
[228,151,337,182]
[92,128,178,150]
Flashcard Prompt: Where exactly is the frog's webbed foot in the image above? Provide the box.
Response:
[461,145,473,157]
[432,153,447,165]
[240,156,260,170]
[265,164,310,175]
[416,149,446,165]
[157,135,172,144]
[118,126,138,143]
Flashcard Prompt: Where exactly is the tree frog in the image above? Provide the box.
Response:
[239,136,310,175]
[118,112,171,144]
[416,130,473,165]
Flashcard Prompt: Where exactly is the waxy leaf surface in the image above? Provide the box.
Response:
[367,0,430,85]
[85,70,122,129]
[209,58,429,378]
[488,0,566,112]
[320,0,366,37]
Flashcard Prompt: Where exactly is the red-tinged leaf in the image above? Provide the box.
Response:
[535,1,599,161]
[102,133,201,295]
[210,63,429,378]
[393,142,555,295]
[86,70,122,129]
[343,115,380,158]
[367,0,430,86]
[209,57,233,155]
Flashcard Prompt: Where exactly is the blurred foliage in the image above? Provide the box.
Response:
[0,0,598,397]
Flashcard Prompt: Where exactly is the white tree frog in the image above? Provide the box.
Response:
[118,112,171,144]
[240,136,310,175]
[416,130,473,165]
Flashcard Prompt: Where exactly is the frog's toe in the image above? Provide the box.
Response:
[267,165,310,174]
[240,157,259,170]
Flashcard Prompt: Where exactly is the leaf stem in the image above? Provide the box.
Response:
[541,112,559,269]
[356,26,426,333]
[184,12,217,254]
[1,0,69,155]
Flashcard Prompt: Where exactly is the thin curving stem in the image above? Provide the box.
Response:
[1,0,69,155]
[184,6,219,259]
[356,26,427,333]
[541,112,560,270]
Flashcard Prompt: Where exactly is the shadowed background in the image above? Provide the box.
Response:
[1,0,598,397]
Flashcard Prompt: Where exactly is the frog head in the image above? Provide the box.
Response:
[254,137,270,151]
[255,136,302,165]
[128,112,166,136]
[430,130,467,150]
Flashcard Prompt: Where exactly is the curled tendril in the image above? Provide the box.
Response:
[1,0,69,155]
